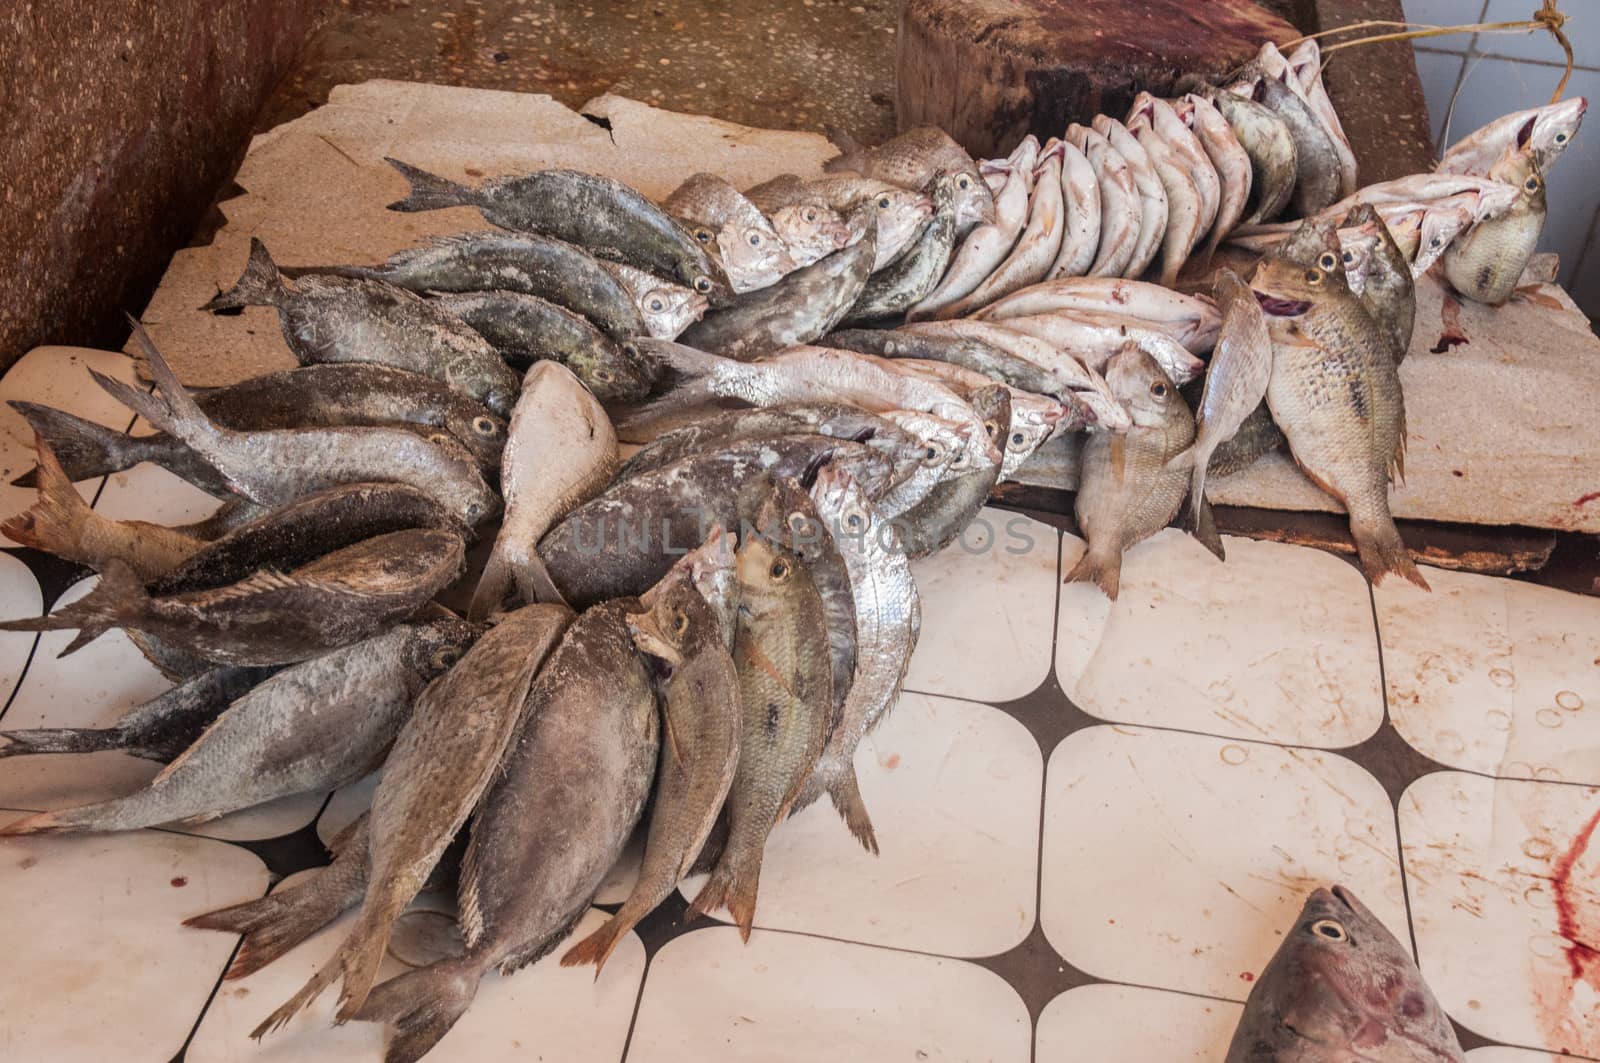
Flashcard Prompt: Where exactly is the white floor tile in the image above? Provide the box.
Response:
[316,773,379,849]
[627,927,1031,1063]
[1377,570,1600,784]
[95,454,230,530]
[1036,983,1242,1063]
[0,551,42,705]
[1057,532,1384,748]
[903,508,1059,703]
[0,811,267,1062]
[1401,772,1600,1056]
[1041,725,1406,999]
[187,879,642,1063]
[681,692,1040,956]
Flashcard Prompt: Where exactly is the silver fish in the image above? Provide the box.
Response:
[1050,136,1102,278]
[1437,96,1586,175]
[598,259,709,339]
[1092,116,1168,279]
[1070,123,1140,278]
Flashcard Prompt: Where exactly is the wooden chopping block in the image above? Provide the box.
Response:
[896,0,1300,160]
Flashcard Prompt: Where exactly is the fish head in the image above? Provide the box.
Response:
[964,385,1011,469]
[441,407,508,468]
[1489,151,1548,215]
[1531,95,1586,170]
[1105,343,1180,430]
[404,617,486,679]
[681,252,736,310]
[638,281,709,342]
[950,162,996,228]
[1335,214,1380,297]
[737,478,816,613]
[870,188,935,255]
[1245,886,1464,1063]
[880,409,976,480]
[770,200,853,264]
[564,336,655,403]
[1412,198,1477,274]
[999,400,1060,474]
[807,462,874,538]
[627,565,719,671]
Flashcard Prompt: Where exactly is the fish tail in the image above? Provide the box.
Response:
[384,158,473,213]
[0,781,186,836]
[203,237,286,311]
[351,956,481,1063]
[1350,513,1429,591]
[827,767,880,856]
[469,539,564,618]
[822,124,864,172]
[0,560,150,654]
[611,341,726,440]
[1191,494,1226,561]
[0,726,127,759]
[1063,545,1122,600]
[252,904,394,1037]
[689,859,761,942]
[559,914,632,976]
[115,321,229,456]
[466,545,516,621]
[9,401,148,485]
[2,434,97,560]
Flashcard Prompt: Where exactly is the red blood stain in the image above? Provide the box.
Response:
[1552,805,1600,982]
[170,876,188,888]
[1240,972,1255,983]
[1575,491,1600,508]
[882,753,901,770]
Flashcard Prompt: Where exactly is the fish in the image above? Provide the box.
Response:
[978,311,1206,384]
[0,665,273,764]
[823,124,996,230]
[1206,400,1284,477]
[747,174,932,270]
[384,159,735,305]
[0,527,466,666]
[1092,117,1169,280]
[1130,93,1220,240]
[938,141,1066,316]
[597,259,710,339]
[677,211,877,360]
[1252,218,1427,589]
[1050,137,1102,278]
[1442,152,1547,306]
[254,602,573,1033]
[3,434,204,581]
[1199,82,1297,225]
[1232,68,1343,216]
[908,137,1037,320]
[428,290,656,401]
[280,231,649,340]
[974,277,1221,352]
[663,172,796,293]
[348,600,655,1062]
[1127,113,1204,286]
[149,483,462,600]
[898,386,1011,559]
[1069,124,1140,279]
[204,239,520,418]
[764,198,854,269]
[841,171,959,323]
[1165,270,1272,529]
[1066,345,1201,599]
[1437,96,1586,176]
[538,433,902,609]
[471,361,618,619]
[1259,40,1358,199]
[870,409,985,519]
[789,464,920,852]
[10,402,232,499]
[617,402,900,478]
[0,620,480,837]
[688,482,833,939]
[882,358,1074,478]
[1341,204,1416,356]
[1182,93,1253,258]
[1224,885,1465,1063]
[560,536,741,974]
[823,328,1070,405]
[98,324,500,529]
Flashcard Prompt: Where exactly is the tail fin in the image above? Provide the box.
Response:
[827,767,880,856]
[560,916,631,976]
[10,401,148,485]
[384,158,473,214]
[467,548,516,621]
[0,780,182,836]
[1350,515,1429,591]
[1190,494,1226,562]
[822,125,865,173]
[351,958,481,1063]
[0,726,129,759]
[688,858,760,942]
[1063,546,1122,600]
[0,560,150,655]
[253,900,400,1037]
[187,868,368,980]
[2,434,96,559]
[202,238,287,312]
[611,340,728,440]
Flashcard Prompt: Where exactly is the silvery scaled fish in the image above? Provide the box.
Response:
[842,171,958,323]
[664,172,796,293]
[1442,152,1547,306]
[597,259,710,338]
[823,124,995,231]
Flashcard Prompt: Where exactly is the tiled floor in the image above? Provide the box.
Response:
[2,352,1600,1061]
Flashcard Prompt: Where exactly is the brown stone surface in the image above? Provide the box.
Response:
[0,0,326,372]
[895,0,1299,159]
[1308,0,1437,181]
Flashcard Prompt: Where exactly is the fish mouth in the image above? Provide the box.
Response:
[1253,291,1313,317]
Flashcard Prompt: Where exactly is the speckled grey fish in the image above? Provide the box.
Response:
[0,665,272,764]
[0,620,480,837]
[597,259,710,339]
[204,239,520,417]
[899,385,1011,559]
[1442,152,1547,306]
[255,603,573,1034]
[1066,346,1198,599]
[618,402,902,478]
[98,325,499,529]
[822,328,1065,400]
[0,529,465,667]
[664,172,796,292]
[1224,885,1465,1063]
[350,600,655,1062]
[746,173,932,270]
[429,290,655,402]
[789,464,919,853]
[688,488,832,939]
[561,537,741,973]
[1236,68,1341,216]
[385,159,735,305]
[1342,204,1415,356]
[281,231,648,340]
[824,124,995,231]
[841,170,958,323]
[538,434,900,609]
[677,211,876,359]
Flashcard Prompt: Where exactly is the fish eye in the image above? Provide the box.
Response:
[1304,268,1324,285]
[694,276,713,293]
[1010,431,1025,446]
[594,368,615,384]
[1341,250,1355,264]
[1429,236,1442,248]
[956,175,971,189]
[1524,175,1542,192]
[432,648,460,669]
[921,442,945,465]
[786,512,810,536]
[648,297,665,312]
[1310,919,1349,943]
[471,415,499,437]
[1317,252,1339,270]
[467,502,484,518]
[769,557,792,582]
[748,232,762,247]
[672,609,689,635]
[1150,381,1168,399]
[1555,131,1570,143]
[803,208,817,222]
[984,420,1001,439]
[844,511,865,531]
[694,229,714,244]
[876,195,891,209]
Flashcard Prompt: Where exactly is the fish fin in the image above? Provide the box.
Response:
[466,546,516,621]
[611,341,727,438]
[151,705,231,786]
[1063,546,1122,600]
[0,809,72,836]
[1191,494,1226,561]
[384,158,473,213]
[1163,443,1199,472]
[253,905,395,1036]
[822,124,864,172]
[0,560,149,652]
[275,262,371,281]
[202,238,286,311]
[513,550,568,607]
[560,917,630,977]
[827,768,880,856]
[688,814,729,876]
[1350,514,1429,591]
[349,957,480,1063]
[9,401,146,484]
[1,434,95,559]
[689,861,760,942]
[0,726,125,759]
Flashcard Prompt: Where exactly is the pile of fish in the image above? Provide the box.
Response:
[0,37,1581,1062]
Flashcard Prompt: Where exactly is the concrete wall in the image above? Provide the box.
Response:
[0,1,326,370]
